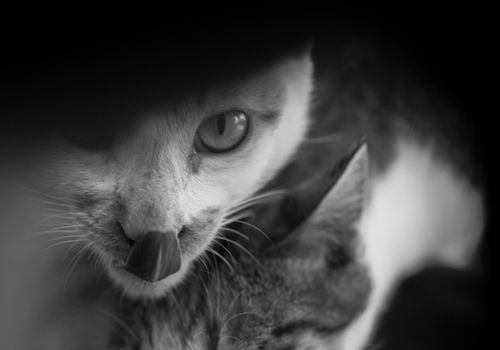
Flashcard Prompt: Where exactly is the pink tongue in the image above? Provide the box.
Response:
[125,231,181,282]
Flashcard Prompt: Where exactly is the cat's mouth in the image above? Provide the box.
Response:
[94,212,221,298]
[106,252,191,299]
[100,231,193,298]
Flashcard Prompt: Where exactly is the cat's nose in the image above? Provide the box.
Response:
[125,231,182,282]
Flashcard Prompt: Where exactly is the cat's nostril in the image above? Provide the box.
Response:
[124,231,182,282]
[116,222,134,246]
[177,226,188,239]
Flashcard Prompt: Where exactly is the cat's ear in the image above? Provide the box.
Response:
[307,141,368,229]
[280,140,368,254]
[263,141,368,260]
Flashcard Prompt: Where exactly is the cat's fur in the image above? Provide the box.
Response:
[1,40,484,349]
[108,135,482,350]
[24,49,313,299]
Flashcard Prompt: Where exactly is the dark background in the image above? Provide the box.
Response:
[1,8,494,349]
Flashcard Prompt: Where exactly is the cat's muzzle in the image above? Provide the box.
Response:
[124,231,182,282]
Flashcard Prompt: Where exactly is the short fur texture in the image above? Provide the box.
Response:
[4,41,484,350]
[27,51,314,299]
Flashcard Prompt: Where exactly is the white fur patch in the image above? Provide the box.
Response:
[341,138,484,350]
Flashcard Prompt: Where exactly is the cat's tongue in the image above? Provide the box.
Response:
[125,231,181,282]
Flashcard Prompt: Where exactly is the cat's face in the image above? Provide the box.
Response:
[31,53,313,298]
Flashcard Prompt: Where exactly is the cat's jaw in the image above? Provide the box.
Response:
[94,219,218,299]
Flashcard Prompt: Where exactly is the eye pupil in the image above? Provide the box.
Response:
[216,115,226,135]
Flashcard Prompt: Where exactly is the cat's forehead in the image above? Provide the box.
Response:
[163,77,286,118]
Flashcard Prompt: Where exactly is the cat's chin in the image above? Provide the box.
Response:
[104,257,191,299]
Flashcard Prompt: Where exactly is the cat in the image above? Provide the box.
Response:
[106,114,483,350]
[0,37,485,349]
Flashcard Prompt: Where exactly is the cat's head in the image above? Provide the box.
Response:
[29,48,313,298]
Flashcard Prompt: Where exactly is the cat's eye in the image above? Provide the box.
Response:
[195,111,249,153]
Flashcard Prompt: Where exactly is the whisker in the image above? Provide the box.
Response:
[32,226,86,237]
[36,212,82,225]
[64,236,87,260]
[45,239,83,250]
[46,234,84,242]
[216,236,262,267]
[196,254,211,275]
[17,185,82,205]
[27,198,76,210]
[221,212,254,226]
[218,227,250,241]
[225,204,256,217]
[17,203,71,214]
[230,189,286,209]
[195,270,213,314]
[43,224,85,230]
[63,241,88,275]
[35,223,86,232]
[225,190,287,217]
[220,291,242,327]
[87,249,101,273]
[63,241,94,296]
[23,229,81,242]
[215,261,222,316]
[207,247,233,273]
[231,220,272,242]
[212,239,237,265]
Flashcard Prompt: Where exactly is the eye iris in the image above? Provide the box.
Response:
[196,111,248,152]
